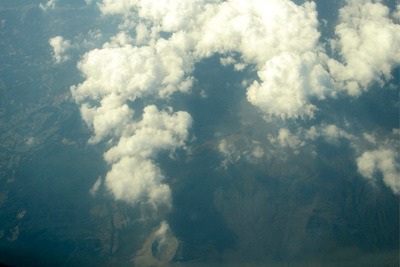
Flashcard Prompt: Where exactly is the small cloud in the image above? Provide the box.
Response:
[251,146,264,159]
[268,128,304,153]
[49,36,72,63]
[357,148,400,195]
[218,139,241,169]
[90,177,102,196]
[220,56,236,66]
[39,0,56,12]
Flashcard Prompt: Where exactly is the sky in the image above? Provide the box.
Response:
[2,0,399,265]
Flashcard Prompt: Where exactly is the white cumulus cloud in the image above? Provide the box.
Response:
[357,148,400,195]
[49,36,72,63]
[328,0,400,96]
[102,105,192,208]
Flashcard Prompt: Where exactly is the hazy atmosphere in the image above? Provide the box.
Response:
[0,0,399,266]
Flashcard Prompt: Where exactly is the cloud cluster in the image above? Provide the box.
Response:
[194,0,336,119]
[94,0,400,120]
[98,0,336,119]
[71,0,400,210]
[49,36,72,63]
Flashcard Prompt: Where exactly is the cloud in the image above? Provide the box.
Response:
[218,139,242,168]
[357,148,400,194]
[49,36,72,63]
[71,34,194,104]
[154,220,171,245]
[247,52,334,119]
[104,105,192,163]
[268,128,304,151]
[194,0,335,119]
[218,137,265,168]
[99,105,191,208]
[328,0,400,96]
[94,0,400,121]
[99,0,213,32]
[105,157,172,207]
[39,0,56,11]
[80,95,134,144]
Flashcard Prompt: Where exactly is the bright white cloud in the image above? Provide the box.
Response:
[71,34,194,103]
[49,36,72,63]
[194,0,335,118]
[357,148,400,195]
[80,95,133,144]
[96,0,400,120]
[105,157,171,207]
[246,52,334,119]
[103,105,192,208]
[104,105,192,163]
[99,0,216,32]
[328,1,400,96]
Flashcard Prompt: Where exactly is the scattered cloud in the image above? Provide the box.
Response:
[268,128,304,152]
[357,148,400,195]
[49,36,72,63]
[218,137,265,168]
[218,139,242,168]
[71,0,400,214]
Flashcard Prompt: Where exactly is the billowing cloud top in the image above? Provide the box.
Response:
[328,0,400,95]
